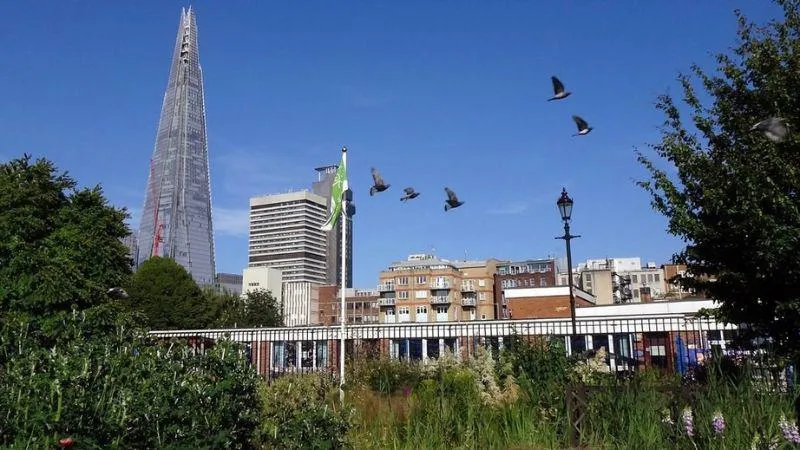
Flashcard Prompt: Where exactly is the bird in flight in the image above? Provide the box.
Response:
[548,76,571,101]
[444,187,464,211]
[572,115,593,136]
[750,117,789,143]
[400,187,420,202]
[369,167,391,196]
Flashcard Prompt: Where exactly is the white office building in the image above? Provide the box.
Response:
[248,190,328,326]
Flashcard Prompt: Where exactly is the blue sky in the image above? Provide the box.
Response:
[0,1,782,288]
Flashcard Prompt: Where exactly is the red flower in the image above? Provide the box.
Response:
[58,437,75,448]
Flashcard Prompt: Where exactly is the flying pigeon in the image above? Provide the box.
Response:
[400,187,420,202]
[369,167,391,196]
[572,115,593,136]
[444,187,464,211]
[107,287,129,299]
[548,76,571,101]
[750,117,789,143]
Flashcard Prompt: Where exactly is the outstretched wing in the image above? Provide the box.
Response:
[551,76,565,95]
[403,187,415,195]
[572,115,589,131]
[371,167,385,186]
[445,187,459,203]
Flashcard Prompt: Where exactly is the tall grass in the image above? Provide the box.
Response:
[325,338,799,449]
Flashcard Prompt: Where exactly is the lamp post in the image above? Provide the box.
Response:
[555,188,580,336]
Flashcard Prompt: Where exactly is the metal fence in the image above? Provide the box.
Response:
[149,314,743,383]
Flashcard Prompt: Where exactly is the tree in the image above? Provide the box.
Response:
[243,289,283,328]
[636,0,800,357]
[127,256,215,330]
[0,154,134,342]
[212,289,283,328]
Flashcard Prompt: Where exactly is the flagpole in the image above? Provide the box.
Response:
[339,146,348,404]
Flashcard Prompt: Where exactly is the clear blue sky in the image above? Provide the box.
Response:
[0,1,782,288]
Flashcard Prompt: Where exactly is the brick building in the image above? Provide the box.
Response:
[318,285,380,326]
[376,254,499,323]
[502,286,596,319]
[493,258,557,319]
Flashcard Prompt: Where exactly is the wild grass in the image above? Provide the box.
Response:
[304,338,799,449]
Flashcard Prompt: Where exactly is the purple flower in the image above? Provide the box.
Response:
[779,415,800,444]
[682,407,695,437]
[402,385,412,398]
[712,410,726,435]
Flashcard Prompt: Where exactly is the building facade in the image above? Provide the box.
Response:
[376,254,498,323]
[248,190,328,284]
[503,286,596,319]
[121,233,139,269]
[282,282,320,327]
[311,166,353,288]
[137,7,216,286]
[494,258,557,318]
[215,272,242,295]
[318,286,379,326]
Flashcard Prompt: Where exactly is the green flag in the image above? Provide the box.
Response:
[321,149,347,231]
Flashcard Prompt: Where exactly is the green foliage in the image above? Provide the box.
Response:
[242,289,283,328]
[0,312,261,448]
[636,0,800,356]
[255,373,351,449]
[210,288,283,328]
[0,154,133,343]
[345,348,798,449]
[352,356,424,395]
[127,256,216,330]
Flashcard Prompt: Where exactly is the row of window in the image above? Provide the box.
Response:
[497,263,551,275]
[500,278,549,288]
[386,291,487,300]
[389,277,488,286]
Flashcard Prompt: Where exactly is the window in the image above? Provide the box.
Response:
[481,314,487,320]
[478,292,486,301]
[415,306,428,322]
[415,290,427,299]
[654,274,660,282]
[436,306,447,314]
[647,274,654,283]
[499,267,507,275]
[584,273,592,281]
[632,275,638,283]
[398,291,409,299]
[633,290,640,298]
[416,276,427,284]
[478,279,485,287]
[396,277,409,285]
[540,278,547,287]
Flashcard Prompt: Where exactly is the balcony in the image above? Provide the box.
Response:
[461,283,476,292]
[430,296,452,305]
[377,283,395,292]
[377,298,395,307]
[429,279,452,289]
[461,298,477,307]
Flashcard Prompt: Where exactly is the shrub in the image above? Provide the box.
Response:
[0,312,261,448]
[255,372,352,449]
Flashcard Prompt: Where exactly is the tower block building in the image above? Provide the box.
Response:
[137,7,216,285]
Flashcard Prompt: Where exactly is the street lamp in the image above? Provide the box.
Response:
[555,188,580,336]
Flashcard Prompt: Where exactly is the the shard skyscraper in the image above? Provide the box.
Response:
[137,7,216,286]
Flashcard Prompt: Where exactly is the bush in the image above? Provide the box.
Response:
[0,312,261,448]
[255,372,352,449]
